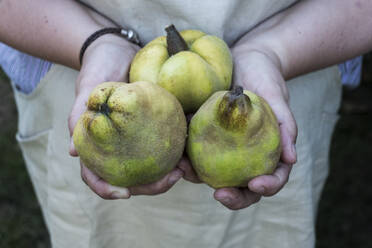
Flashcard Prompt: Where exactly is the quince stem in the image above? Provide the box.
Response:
[165,24,189,56]
[217,86,251,130]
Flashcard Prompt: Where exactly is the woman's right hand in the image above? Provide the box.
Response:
[68,35,184,200]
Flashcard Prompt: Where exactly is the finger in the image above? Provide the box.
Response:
[81,163,130,200]
[68,87,94,157]
[129,168,184,196]
[68,89,91,137]
[214,187,261,210]
[69,139,78,157]
[267,96,298,165]
[278,109,297,165]
[248,163,292,196]
[68,95,87,157]
[177,157,202,183]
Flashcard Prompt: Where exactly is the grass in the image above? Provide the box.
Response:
[0,54,371,247]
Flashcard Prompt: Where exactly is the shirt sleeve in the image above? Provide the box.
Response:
[0,42,52,94]
[338,56,363,89]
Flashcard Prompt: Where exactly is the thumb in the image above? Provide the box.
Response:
[269,97,297,165]
[68,88,92,157]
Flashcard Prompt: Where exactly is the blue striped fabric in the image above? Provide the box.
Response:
[338,55,363,89]
[0,42,363,94]
[0,43,51,94]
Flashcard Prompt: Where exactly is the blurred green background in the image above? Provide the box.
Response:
[0,54,371,247]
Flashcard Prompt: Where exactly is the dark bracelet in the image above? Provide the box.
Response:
[79,27,140,65]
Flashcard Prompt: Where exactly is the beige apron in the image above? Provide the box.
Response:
[13,1,342,247]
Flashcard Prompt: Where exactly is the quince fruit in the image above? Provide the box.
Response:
[73,81,187,187]
[129,25,233,113]
[187,87,281,188]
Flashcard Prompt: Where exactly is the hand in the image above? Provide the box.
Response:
[213,46,298,210]
[177,156,202,184]
[176,113,203,183]
[68,35,184,199]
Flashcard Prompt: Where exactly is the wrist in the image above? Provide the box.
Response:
[80,28,139,66]
[232,43,285,78]
[231,43,290,102]
[83,33,133,57]
[77,34,138,94]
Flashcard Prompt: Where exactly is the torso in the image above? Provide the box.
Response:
[80,0,298,45]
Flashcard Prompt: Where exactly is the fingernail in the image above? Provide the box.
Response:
[168,171,182,185]
[69,139,77,157]
[108,186,130,199]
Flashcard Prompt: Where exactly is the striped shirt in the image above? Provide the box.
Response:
[0,42,363,94]
[0,43,51,94]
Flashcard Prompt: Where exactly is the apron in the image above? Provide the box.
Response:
[13,1,342,247]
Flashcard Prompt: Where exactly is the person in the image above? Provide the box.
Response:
[0,0,371,247]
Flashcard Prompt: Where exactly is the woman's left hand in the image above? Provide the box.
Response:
[212,45,297,210]
[180,44,297,210]
[69,35,186,199]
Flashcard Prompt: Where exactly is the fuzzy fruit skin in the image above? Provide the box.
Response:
[187,90,281,189]
[129,29,233,114]
[73,81,187,187]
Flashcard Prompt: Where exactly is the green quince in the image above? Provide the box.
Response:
[187,87,281,188]
[73,81,187,187]
[129,25,233,113]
